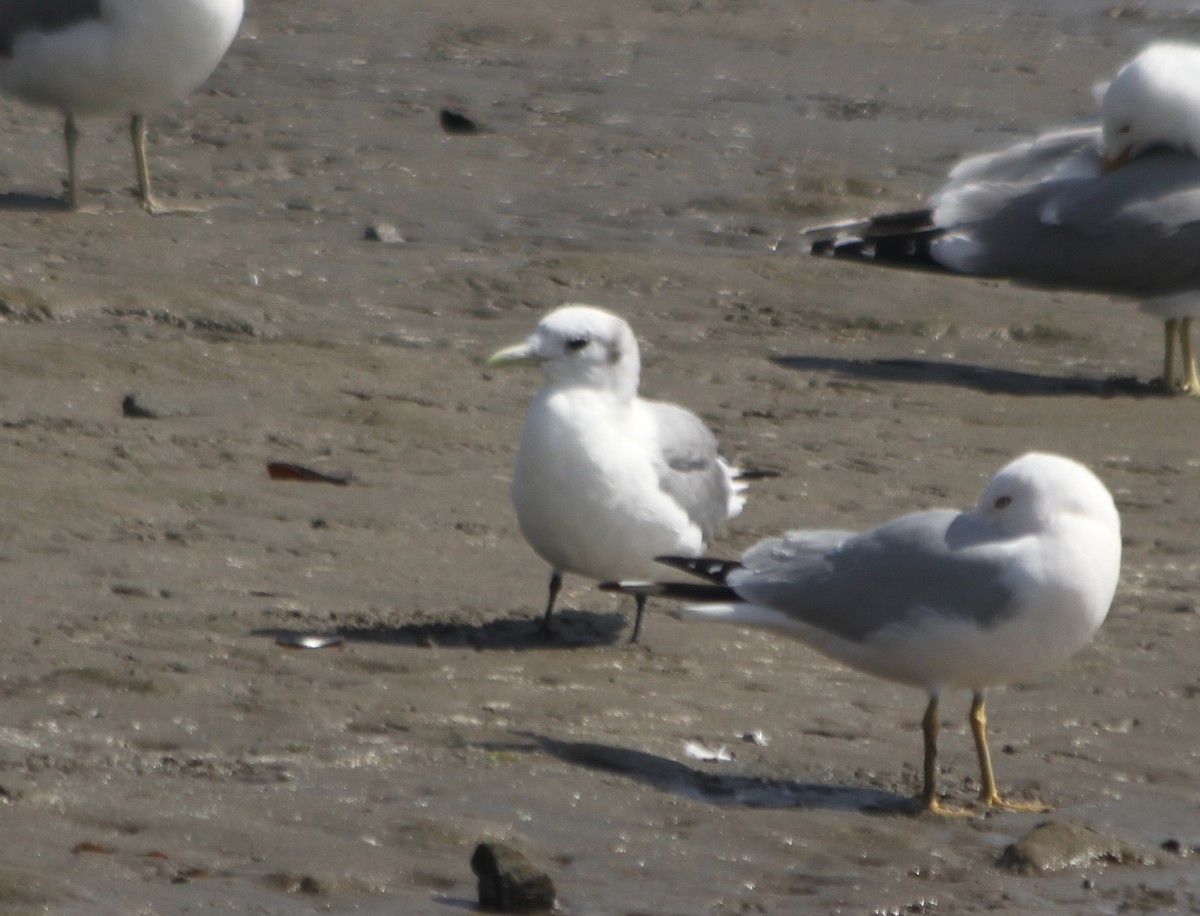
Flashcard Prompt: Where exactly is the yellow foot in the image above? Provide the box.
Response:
[918,793,1050,816]
[141,196,209,216]
[923,797,980,817]
[1156,377,1200,396]
[980,791,1051,813]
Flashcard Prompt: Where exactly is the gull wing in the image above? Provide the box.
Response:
[727,510,1018,643]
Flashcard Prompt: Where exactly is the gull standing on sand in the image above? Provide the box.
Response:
[806,43,1200,394]
[487,304,752,643]
[0,0,244,212]
[605,452,1121,813]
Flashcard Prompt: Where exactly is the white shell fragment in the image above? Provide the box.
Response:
[684,741,734,763]
[275,633,344,649]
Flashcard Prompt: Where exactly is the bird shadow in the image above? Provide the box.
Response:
[250,609,631,652]
[772,354,1166,398]
[0,191,71,212]
[493,733,913,814]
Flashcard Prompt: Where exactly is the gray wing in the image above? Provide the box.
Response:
[931,126,1200,295]
[0,0,102,56]
[645,400,734,543]
[728,509,1017,643]
[802,127,1101,267]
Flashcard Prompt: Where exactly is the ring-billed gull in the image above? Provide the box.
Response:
[604,452,1121,813]
[487,304,756,643]
[0,0,244,212]
[806,43,1200,394]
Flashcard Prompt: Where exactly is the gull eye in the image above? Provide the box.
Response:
[1117,124,1131,135]
[994,495,1012,509]
[565,337,589,352]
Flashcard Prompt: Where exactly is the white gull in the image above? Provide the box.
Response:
[606,452,1121,813]
[0,0,243,211]
[807,43,1200,394]
[487,304,755,643]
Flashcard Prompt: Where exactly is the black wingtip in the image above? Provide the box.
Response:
[600,578,738,603]
[732,467,780,481]
[805,208,948,271]
[598,580,661,597]
[654,555,743,584]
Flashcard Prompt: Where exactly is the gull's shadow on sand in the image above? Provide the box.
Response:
[0,191,71,211]
[251,609,631,652]
[773,354,1165,398]
[495,733,911,813]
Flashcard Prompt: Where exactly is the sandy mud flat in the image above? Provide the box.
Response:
[0,1,1196,912]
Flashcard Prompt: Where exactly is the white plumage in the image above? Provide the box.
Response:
[611,453,1121,812]
[0,0,243,211]
[488,304,749,643]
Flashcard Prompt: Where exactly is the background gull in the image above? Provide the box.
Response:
[487,304,758,644]
[0,0,244,212]
[805,43,1200,394]
[605,452,1121,813]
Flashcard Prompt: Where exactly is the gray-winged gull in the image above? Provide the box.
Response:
[0,0,244,211]
[604,452,1121,813]
[806,43,1200,394]
[487,304,758,644]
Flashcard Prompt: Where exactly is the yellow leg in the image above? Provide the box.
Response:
[63,112,80,209]
[970,692,1047,812]
[131,113,206,215]
[919,695,973,815]
[1180,318,1200,396]
[1163,319,1179,390]
[920,694,939,810]
[130,114,161,213]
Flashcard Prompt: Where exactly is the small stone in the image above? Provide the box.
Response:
[263,872,328,895]
[440,108,481,134]
[998,820,1157,875]
[471,841,556,913]
[364,222,405,244]
[121,392,188,419]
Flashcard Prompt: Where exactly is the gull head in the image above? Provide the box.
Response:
[1100,42,1200,170]
[975,452,1120,541]
[486,304,641,396]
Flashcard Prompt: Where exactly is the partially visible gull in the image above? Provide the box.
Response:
[0,0,244,212]
[806,42,1200,394]
[605,452,1121,813]
[487,304,757,643]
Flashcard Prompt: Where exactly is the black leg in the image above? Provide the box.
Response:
[537,570,562,636]
[64,112,80,209]
[628,594,647,644]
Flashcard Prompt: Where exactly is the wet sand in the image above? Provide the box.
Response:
[0,0,1198,912]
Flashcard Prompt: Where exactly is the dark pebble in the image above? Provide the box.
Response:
[440,108,481,134]
[471,841,556,913]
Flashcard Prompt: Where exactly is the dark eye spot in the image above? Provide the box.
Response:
[1117,124,1131,135]
[566,337,589,351]
[994,495,1012,509]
